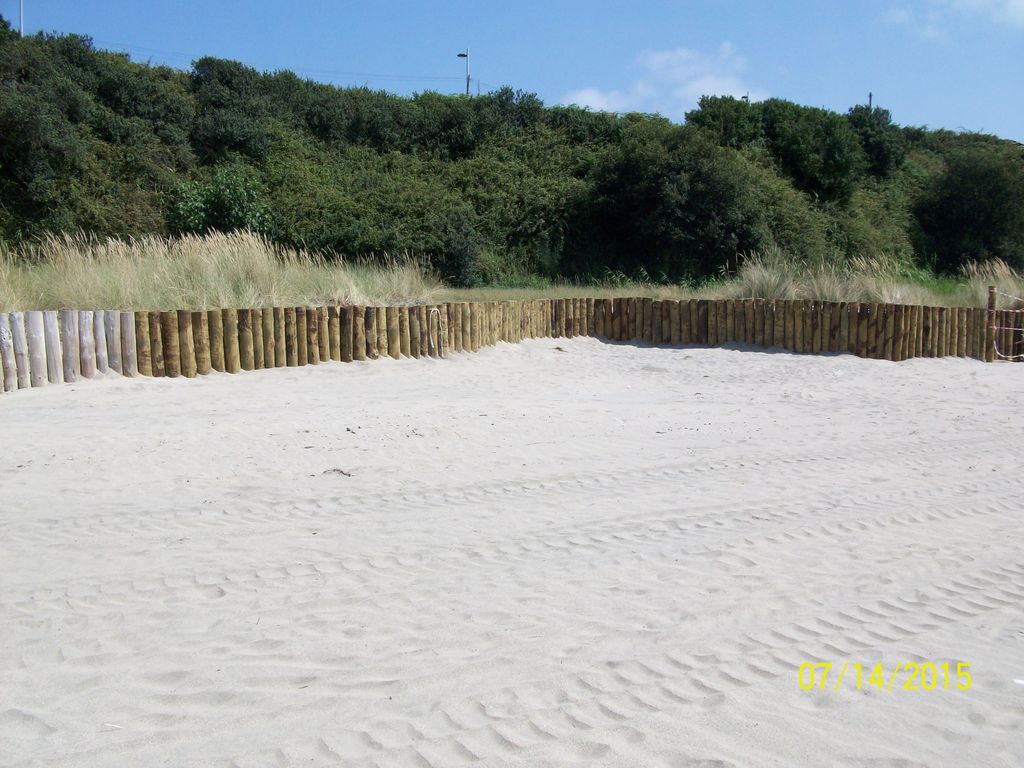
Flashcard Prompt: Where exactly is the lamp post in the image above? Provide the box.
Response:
[457,49,469,97]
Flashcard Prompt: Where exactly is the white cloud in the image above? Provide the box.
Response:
[882,0,1024,37]
[946,0,1024,26]
[561,43,766,118]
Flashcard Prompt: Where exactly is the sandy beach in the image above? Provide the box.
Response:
[2,338,1022,767]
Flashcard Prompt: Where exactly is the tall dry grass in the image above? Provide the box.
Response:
[2,232,1019,311]
[0,231,441,311]
[720,251,1024,308]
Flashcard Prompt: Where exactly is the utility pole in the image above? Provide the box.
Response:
[20,0,24,35]
[457,49,470,96]
[868,91,873,110]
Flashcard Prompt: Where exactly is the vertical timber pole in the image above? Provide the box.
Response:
[986,286,997,362]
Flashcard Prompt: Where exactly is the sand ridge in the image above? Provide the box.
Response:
[1,338,1022,766]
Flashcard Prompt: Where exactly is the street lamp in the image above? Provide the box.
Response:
[456,49,469,97]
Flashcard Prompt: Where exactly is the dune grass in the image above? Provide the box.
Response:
[2,232,1020,311]
[442,254,1024,308]
[718,252,1024,309]
[0,231,441,311]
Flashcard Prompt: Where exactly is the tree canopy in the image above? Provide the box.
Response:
[2,22,1022,283]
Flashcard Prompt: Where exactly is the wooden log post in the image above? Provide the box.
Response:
[376,307,388,357]
[222,308,240,373]
[416,305,429,356]
[674,299,687,344]
[397,306,410,357]
[43,311,63,384]
[262,307,276,367]
[25,311,47,387]
[8,312,29,388]
[942,307,950,360]
[306,308,320,366]
[691,300,704,345]
[295,307,308,366]
[175,309,196,377]
[452,302,463,349]
[954,306,965,358]
[808,302,821,354]
[840,303,854,354]
[236,309,255,370]
[762,300,775,348]
[461,303,471,352]
[946,307,957,358]
[866,304,878,357]
[0,313,17,391]
[0,316,11,389]
[207,310,225,372]
[467,303,478,351]
[160,311,181,377]
[890,305,903,361]
[352,306,366,361]
[90,311,107,374]
[364,306,378,359]
[883,304,896,361]
[192,311,212,375]
[828,302,842,353]
[104,311,123,374]
[964,306,976,359]
[338,306,353,362]
[913,306,924,358]
[640,298,651,342]
[56,310,79,382]
[723,300,735,344]
[848,304,859,357]
[251,309,265,370]
[450,303,461,353]
[894,305,906,360]
[134,312,152,376]
[120,312,139,377]
[409,305,422,358]
[751,299,763,347]
[148,312,165,376]
[318,307,330,362]
[779,300,791,350]
[650,300,662,344]
[273,307,286,367]
[425,307,438,358]
[74,311,96,380]
[1001,310,1011,360]
[706,300,719,346]
[937,307,949,358]
[386,306,401,359]
[326,306,341,361]
[919,306,930,357]
[283,307,297,366]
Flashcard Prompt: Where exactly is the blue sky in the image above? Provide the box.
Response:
[3,1,1023,140]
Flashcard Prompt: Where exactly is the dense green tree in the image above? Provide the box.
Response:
[2,23,1024,286]
[167,163,271,234]
[915,144,1024,272]
[846,105,907,178]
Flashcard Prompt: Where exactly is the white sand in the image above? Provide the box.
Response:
[2,338,1023,767]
